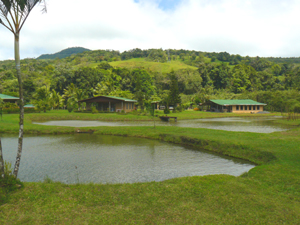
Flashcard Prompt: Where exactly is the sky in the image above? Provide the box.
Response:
[1,0,300,60]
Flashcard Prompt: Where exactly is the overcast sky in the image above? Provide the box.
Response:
[1,0,300,60]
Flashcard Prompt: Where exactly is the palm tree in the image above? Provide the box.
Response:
[32,86,51,112]
[50,90,64,110]
[0,0,46,177]
[63,84,88,111]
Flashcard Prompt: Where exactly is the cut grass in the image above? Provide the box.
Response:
[0,111,300,224]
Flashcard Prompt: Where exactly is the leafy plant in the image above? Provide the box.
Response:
[0,161,22,191]
[164,107,170,114]
[91,106,98,114]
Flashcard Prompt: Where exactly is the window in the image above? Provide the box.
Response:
[126,103,128,109]
[236,105,239,110]
[245,106,248,110]
[257,106,260,110]
[249,106,252,110]
[241,105,244,110]
[253,106,256,110]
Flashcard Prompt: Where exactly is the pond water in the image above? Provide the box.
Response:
[0,134,255,184]
[33,116,290,133]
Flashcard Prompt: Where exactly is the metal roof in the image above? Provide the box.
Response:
[79,95,137,102]
[0,94,19,100]
[104,96,137,102]
[24,104,35,108]
[210,99,266,106]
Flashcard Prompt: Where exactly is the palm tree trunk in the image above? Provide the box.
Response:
[13,33,25,178]
[0,138,4,178]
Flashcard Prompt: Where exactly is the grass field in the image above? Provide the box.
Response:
[0,111,300,224]
[108,58,198,73]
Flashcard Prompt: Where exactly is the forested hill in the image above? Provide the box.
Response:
[37,47,91,60]
[1,48,300,113]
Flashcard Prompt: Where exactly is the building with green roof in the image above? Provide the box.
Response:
[0,94,19,104]
[79,95,137,113]
[208,99,266,113]
[24,104,35,108]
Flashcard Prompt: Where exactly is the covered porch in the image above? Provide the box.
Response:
[0,93,19,104]
[79,96,137,113]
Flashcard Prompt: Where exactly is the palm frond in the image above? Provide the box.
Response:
[0,0,47,32]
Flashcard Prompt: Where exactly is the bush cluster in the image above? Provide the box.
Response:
[0,162,23,204]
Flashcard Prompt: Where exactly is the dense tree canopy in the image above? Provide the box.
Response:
[1,47,300,113]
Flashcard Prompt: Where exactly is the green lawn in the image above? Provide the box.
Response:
[0,111,299,224]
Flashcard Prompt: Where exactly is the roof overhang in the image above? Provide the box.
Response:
[209,99,267,106]
[79,95,137,103]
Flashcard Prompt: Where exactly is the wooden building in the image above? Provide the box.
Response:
[79,96,137,113]
[208,99,266,113]
[151,101,160,110]
[0,94,19,104]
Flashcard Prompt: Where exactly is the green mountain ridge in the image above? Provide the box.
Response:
[37,47,91,60]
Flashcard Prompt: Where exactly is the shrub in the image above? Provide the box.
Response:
[67,104,74,113]
[0,161,23,193]
[164,107,170,114]
[91,106,98,114]
[194,107,200,111]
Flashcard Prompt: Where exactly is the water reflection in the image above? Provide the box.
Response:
[33,116,290,133]
[1,134,255,184]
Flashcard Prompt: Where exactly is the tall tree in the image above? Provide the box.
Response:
[0,98,4,177]
[168,70,181,110]
[0,0,46,177]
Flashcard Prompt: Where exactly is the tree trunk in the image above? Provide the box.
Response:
[0,138,4,178]
[13,33,25,178]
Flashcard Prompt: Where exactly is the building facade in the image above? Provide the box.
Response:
[0,94,19,104]
[208,99,266,113]
[79,96,137,113]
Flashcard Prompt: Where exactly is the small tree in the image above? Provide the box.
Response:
[168,70,181,112]
[0,0,46,178]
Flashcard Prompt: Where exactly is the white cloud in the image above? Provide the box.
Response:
[1,0,300,60]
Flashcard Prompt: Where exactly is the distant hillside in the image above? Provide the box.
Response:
[37,47,91,60]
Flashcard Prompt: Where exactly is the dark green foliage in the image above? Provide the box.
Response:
[164,107,170,114]
[176,68,202,95]
[3,47,300,113]
[146,49,167,63]
[168,71,181,109]
[52,66,104,95]
[121,48,147,60]
[132,69,155,109]
[0,161,23,205]
[97,62,112,70]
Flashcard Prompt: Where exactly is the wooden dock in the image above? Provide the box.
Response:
[76,129,95,134]
[159,116,177,122]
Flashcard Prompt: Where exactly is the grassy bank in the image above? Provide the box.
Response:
[2,109,281,122]
[0,111,299,224]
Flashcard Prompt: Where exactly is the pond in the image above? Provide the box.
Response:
[1,134,255,184]
[33,116,290,133]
